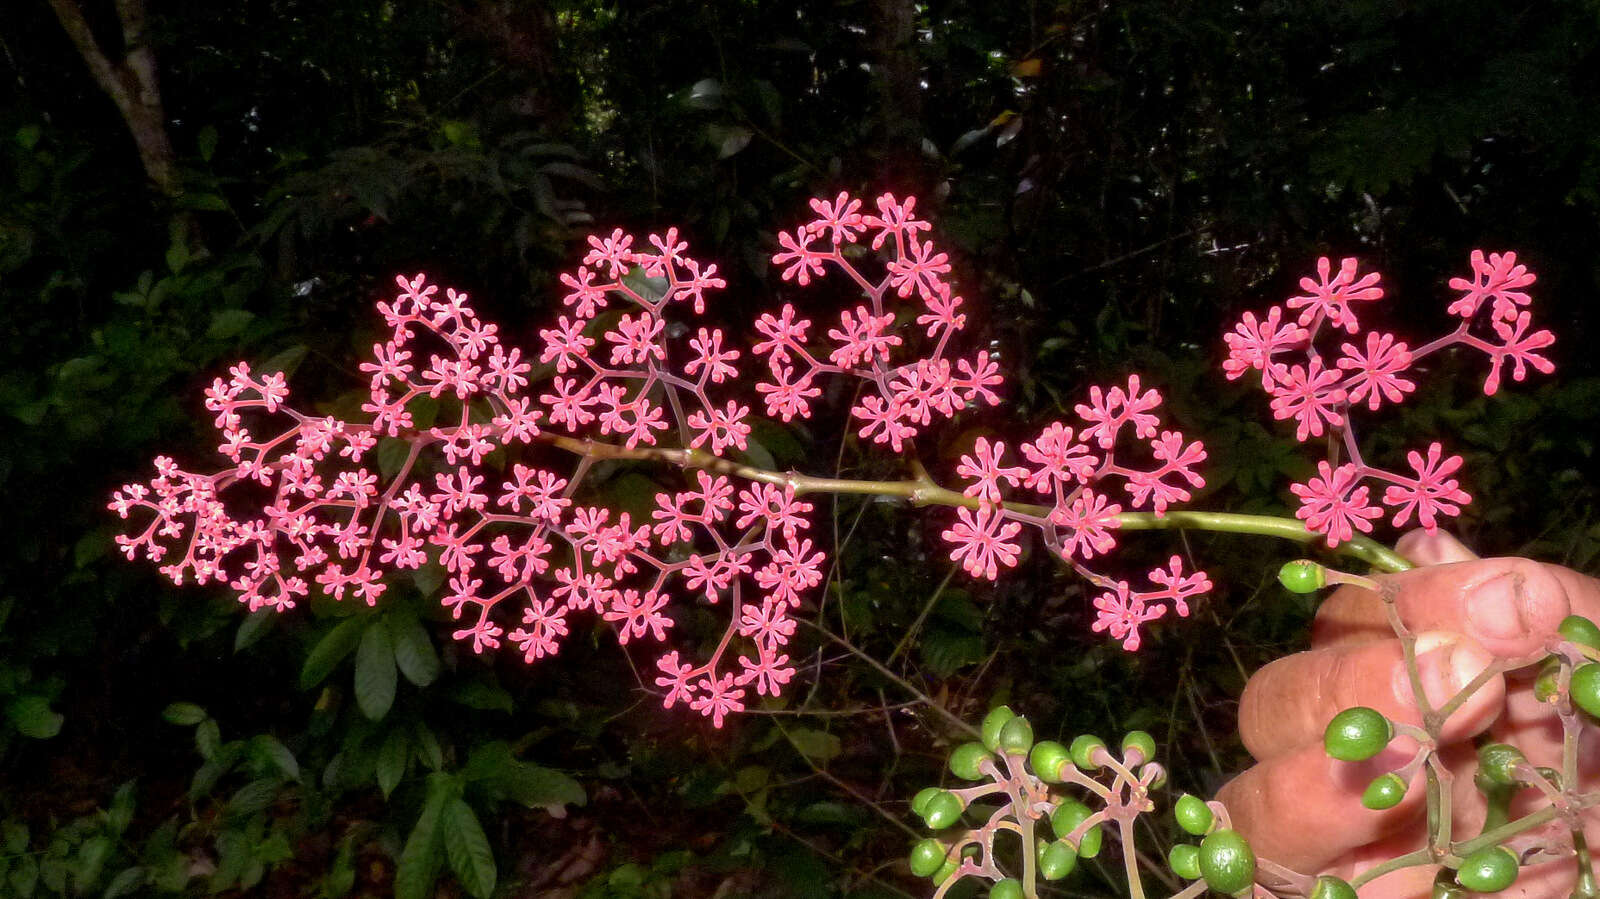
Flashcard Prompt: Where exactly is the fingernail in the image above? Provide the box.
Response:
[1467,573,1526,641]
[1403,634,1492,711]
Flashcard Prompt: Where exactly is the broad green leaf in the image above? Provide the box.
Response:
[6,695,61,739]
[784,728,842,764]
[354,621,397,721]
[376,728,408,799]
[450,681,512,713]
[102,867,146,898]
[442,799,496,898]
[686,78,724,109]
[707,123,753,159]
[413,723,444,771]
[161,702,207,726]
[197,125,218,162]
[206,309,255,341]
[107,782,136,834]
[2,820,26,854]
[251,734,300,781]
[299,617,365,689]
[376,438,413,478]
[387,615,439,687]
[194,718,221,759]
[233,610,275,652]
[393,774,456,899]
[73,835,112,891]
[224,779,277,820]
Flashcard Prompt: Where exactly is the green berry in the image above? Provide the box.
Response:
[1362,772,1408,810]
[1121,730,1156,764]
[1476,743,1525,787]
[1050,800,1102,858]
[998,716,1034,754]
[908,839,946,877]
[1029,740,1071,782]
[921,790,965,829]
[1070,734,1106,770]
[1037,840,1077,880]
[981,706,1016,751]
[949,742,994,781]
[932,858,959,884]
[989,879,1024,899]
[911,787,942,817]
[1168,843,1202,880]
[1198,829,1256,895]
[1560,615,1600,650]
[1323,706,1392,762]
[1278,560,1327,594]
[1310,875,1358,899]
[1174,793,1215,836]
[1570,663,1600,718]
[1455,846,1519,893]
[1533,658,1561,703]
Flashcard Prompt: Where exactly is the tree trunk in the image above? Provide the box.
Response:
[47,0,202,251]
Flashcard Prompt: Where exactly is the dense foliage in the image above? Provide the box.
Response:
[3,1,1599,896]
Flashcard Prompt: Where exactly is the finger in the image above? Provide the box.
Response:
[1310,558,1572,657]
[1217,738,1426,873]
[1238,632,1503,761]
[1394,530,1479,566]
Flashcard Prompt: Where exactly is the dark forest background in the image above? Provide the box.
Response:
[3,1,1600,896]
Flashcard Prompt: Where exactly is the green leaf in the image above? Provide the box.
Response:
[197,125,218,162]
[707,123,753,159]
[394,775,456,899]
[685,78,724,109]
[195,719,221,759]
[102,867,146,898]
[251,734,300,781]
[206,309,255,340]
[2,820,26,854]
[234,610,275,652]
[106,782,136,834]
[376,438,413,478]
[450,680,512,713]
[443,800,496,898]
[6,695,62,739]
[161,702,207,726]
[388,615,439,688]
[784,728,842,764]
[224,779,278,820]
[376,728,408,799]
[299,617,366,689]
[73,835,112,891]
[179,193,228,212]
[413,723,444,771]
[354,620,397,721]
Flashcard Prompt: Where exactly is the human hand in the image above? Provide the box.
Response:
[1217,531,1600,897]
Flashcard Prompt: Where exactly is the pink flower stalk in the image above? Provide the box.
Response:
[1224,251,1555,547]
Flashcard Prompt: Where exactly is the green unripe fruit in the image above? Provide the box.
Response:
[1174,793,1215,836]
[1050,800,1102,858]
[1278,560,1327,593]
[1323,706,1392,762]
[1070,734,1106,770]
[1198,829,1256,895]
[911,787,942,817]
[921,790,965,829]
[1362,772,1408,810]
[1121,730,1157,764]
[1168,843,1202,880]
[989,878,1024,899]
[908,839,946,877]
[932,858,959,884]
[1029,740,1071,782]
[949,742,994,780]
[1455,846,1519,893]
[1311,875,1359,899]
[1559,615,1600,650]
[1570,663,1600,718]
[1476,743,1525,786]
[998,716,1034,754]
[1037,840,1078,880]
[1533,658,1561,703]
[981,706,1016,751]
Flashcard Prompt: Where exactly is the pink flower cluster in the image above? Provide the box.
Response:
[1224,251,1556,546]
[761,193,1003,449]
[935,378,1212,650]
[109,192,1026,726]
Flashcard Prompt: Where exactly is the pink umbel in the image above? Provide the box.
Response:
[1224,252,1555,546]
